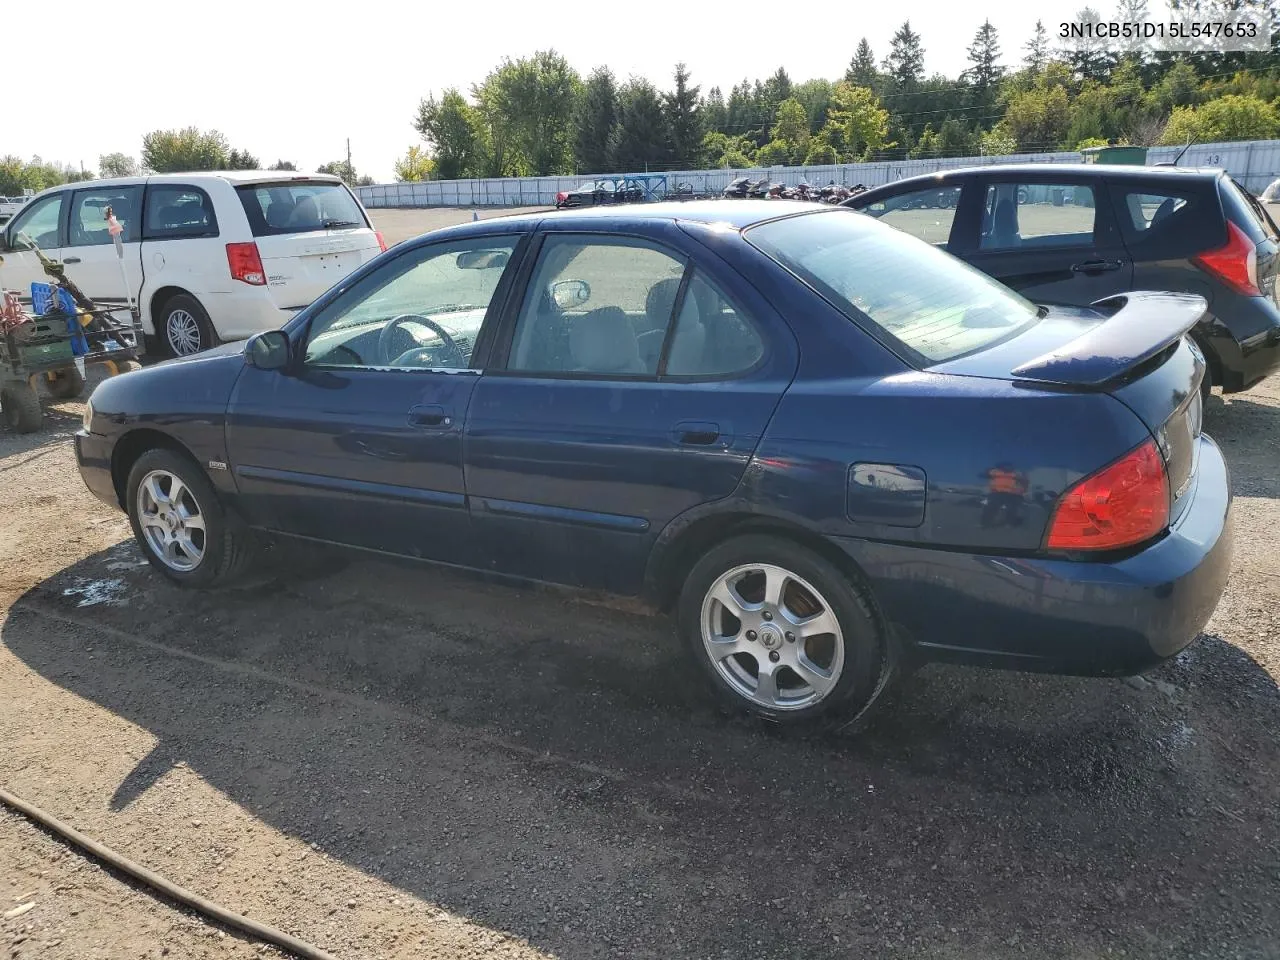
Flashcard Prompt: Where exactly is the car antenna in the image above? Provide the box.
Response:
[1156,136,1196,168]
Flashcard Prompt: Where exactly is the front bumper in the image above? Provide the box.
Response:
[75,430,121,511]
[834,435,1234,676]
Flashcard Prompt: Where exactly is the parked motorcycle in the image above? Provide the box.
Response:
[722,177,771,199]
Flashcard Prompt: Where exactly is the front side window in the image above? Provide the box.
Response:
[508,236,686,376]
[980,182,1097,251]
[68,185,143,246]
[859,185,962,246]
[237,181,368,237]
[748,210,1040,364]
[7,192,63,250]
[303,237,518,370]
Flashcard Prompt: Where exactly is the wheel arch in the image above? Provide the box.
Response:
[148,285,197,335]
[646,508,884,620]
[110,428,203,509]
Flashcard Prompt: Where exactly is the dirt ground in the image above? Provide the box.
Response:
[1,209,1279,960]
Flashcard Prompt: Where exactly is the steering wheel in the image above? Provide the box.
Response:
[377,314,465,366]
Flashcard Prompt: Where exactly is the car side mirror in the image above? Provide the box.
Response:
[246,330,290,370]
[550,279,590,310]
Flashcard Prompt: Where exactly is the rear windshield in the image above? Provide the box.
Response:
[747,210,1041,364]
[235,181,369,237]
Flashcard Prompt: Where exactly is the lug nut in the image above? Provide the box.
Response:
[746,630,757,641]
[785,632,795,643]
[762,610,773,621]
[768,650,781,663]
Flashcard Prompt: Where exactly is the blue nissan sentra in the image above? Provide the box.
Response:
[75,201,1233,727]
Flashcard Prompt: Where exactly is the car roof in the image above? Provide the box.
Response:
[27,171,345,197]
[858,163,1224,193]
[478,199,825,230]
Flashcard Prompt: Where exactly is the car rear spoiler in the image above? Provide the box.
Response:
[1011,292,1207,389]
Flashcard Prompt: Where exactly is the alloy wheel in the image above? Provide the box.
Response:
[166,309,202,355]
[700,562,845,711]
[136,469,206,571]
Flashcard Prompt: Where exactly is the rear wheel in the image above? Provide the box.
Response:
[45,366,85,400]
[126,448,255,587]
[158,294,218,357]
[678,535,890,727]
[0,382,42,433]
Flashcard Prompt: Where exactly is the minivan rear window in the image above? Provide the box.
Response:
[236,181,369,237]
[747,209,1040,364]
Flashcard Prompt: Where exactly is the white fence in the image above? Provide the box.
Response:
[356,139,1280,209]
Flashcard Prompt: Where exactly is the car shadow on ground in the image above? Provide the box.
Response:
[1205,390,1280,499]
[4,539,1279,959]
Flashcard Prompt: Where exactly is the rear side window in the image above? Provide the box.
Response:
[1224,176,1277,242]
[665,271,765,377]
[858,185,962,246]
[236,181,368,237]
[144,185,219,240]
[980,182,1097,251]
[748,210,1040,364]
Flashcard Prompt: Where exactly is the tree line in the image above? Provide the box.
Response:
[403,5,1280,181]
[0,126,372,196]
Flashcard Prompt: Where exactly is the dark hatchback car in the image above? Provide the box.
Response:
[554,178,645,209]
[75,202,1233,727]
[844,164,1280,398]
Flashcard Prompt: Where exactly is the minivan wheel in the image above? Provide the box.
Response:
[160,294,217,357]
[678,534,889,727]
[126,448,254,587]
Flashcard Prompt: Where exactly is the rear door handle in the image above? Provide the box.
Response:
[1071,259,1123,274]
[62,257,82,264]
[408,404,451,428]
[672,420,721,446]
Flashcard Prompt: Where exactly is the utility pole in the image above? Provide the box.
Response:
[346,138,352,176]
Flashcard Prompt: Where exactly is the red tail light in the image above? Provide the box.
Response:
[226,242,266,286]
[1193,220,1259,296]
[375,230,387,253]
[1047,438,1169,551]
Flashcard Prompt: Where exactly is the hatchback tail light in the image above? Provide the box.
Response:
[375,230,387,253]
[1046,438,1170,551]
[1194,220,1260,296]
[226,242,266,286]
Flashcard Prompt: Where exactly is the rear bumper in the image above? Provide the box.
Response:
[201,288,301,342]
[834,435,1233,676]
[75,429,121,511]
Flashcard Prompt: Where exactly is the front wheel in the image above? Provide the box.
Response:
[126,448,255,587]
[0,382,42,433]
[678,534,889,727]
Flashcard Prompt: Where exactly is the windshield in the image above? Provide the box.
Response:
[747,210,1041,364]
[236,181,368,237]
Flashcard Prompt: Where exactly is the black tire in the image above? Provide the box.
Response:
[45,366,85,400]
[677,534,891,728]
[126,448,255,588]
[1,382,42,433]
[157,293,218,358]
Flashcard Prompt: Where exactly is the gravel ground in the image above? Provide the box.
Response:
[0,284,1278,957]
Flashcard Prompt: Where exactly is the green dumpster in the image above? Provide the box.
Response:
[1081,145,1149,165]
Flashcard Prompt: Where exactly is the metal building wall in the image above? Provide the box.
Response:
[356,139,1280,209]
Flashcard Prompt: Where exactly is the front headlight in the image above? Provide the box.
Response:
[82,395,94,432]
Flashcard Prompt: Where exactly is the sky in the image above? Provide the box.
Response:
[6,0,1097,182]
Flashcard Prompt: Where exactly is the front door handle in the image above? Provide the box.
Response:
[62,256,82,264]
[408,404,451,428]
[1071,259,1123,274]
[672,420,721,446]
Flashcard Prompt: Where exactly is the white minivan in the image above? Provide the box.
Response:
[0,172,385,356]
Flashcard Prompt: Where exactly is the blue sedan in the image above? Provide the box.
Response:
[75,201,1233,727]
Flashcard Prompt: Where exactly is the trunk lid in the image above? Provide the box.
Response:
[235,180,381,310]
[935,291,1208,515]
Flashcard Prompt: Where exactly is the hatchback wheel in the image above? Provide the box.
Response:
[160,294,217,357]
[126,448,255,587]
[679,534,889,726]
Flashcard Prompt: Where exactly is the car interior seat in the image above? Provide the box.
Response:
[569,306,646,374]
[989,199,1021,248]
[638,277,682,367]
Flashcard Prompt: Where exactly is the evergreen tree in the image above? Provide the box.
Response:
[1024,19,1049,72]
[884,21,925,88]
[574,67,617,173]
[664,63,703,168]
[845,38,878,88]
